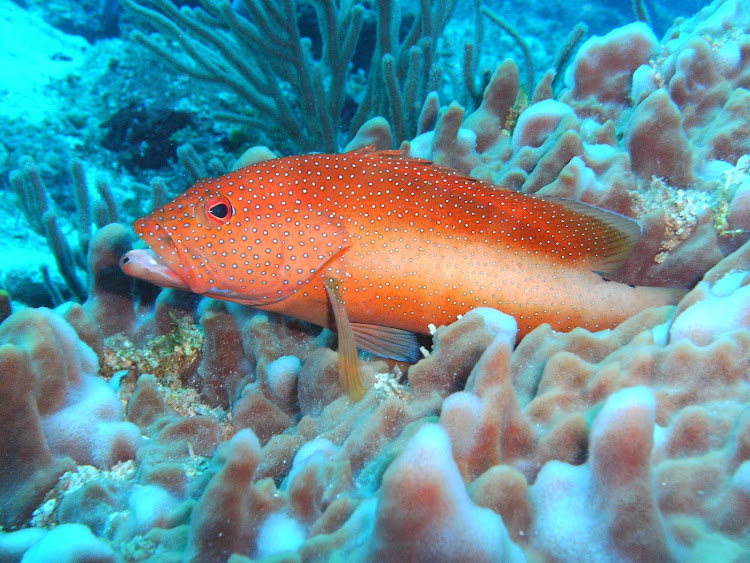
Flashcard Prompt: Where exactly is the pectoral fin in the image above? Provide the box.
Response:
[324,277,366,401]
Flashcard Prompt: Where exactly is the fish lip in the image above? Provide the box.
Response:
[133,218,214,294]
[120,249,191,291]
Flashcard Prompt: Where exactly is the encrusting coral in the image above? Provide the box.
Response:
[1,0,749,560]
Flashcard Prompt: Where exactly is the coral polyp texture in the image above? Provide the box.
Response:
[2,0,750,561]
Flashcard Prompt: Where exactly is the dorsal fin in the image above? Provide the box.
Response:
[534,196,641,273]
[345,147,639,274]
[346,146,481,185]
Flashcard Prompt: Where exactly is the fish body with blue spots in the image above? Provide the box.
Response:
[122,148,683,398]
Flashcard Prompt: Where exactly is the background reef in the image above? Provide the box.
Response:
[1,0,750,561]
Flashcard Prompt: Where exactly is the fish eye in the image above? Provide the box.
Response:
[211,203,229,218]
[205,197,234,225]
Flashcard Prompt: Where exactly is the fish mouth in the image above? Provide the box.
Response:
[125,218,215,294]
[120,248,191,291]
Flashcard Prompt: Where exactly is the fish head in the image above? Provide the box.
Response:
[126,184,224,296]
[122,170,350,306]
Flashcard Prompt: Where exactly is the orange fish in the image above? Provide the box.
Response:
[121,148,683,399]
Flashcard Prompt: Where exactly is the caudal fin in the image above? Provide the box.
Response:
[635,286,688,308]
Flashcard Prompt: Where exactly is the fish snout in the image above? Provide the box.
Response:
[120,248,191,291]
[130,216,217,295]
[133,216,166,240]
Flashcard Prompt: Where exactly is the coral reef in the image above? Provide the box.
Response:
[2,235,749,559]
[1,0,749,561]
[0,307,140,528]
[403,1,750,292]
